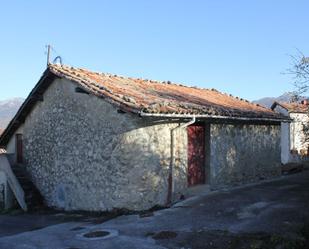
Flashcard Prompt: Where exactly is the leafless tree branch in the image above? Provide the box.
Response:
[285,50,309,95]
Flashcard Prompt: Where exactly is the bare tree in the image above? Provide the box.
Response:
[287,51,309,148]
[287,50,309,94]
[286,91,301,103]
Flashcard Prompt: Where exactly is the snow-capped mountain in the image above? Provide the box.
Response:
[0,97,24,129]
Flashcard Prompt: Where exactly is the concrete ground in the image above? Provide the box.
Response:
[0,171,308,249]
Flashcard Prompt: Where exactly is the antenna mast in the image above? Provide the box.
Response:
[47,45,51,67]
[46,44,65,66]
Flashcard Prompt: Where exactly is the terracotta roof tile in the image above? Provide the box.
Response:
[273,102,308,113]
[48,64,284,120]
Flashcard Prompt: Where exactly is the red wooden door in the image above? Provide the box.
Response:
[187,124,205,186]
[16,134,23,164]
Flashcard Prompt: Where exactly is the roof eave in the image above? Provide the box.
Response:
[139,111,291,123]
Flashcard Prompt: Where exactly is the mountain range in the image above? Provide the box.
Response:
[0,97,24,130]
[253,93,307,108]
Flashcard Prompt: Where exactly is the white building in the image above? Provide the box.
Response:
[271,101,309,164]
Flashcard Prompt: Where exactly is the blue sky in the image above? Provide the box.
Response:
[1,0,308,101]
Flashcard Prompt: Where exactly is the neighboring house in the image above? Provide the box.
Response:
[271,101,309,164]
[0,64,288,211]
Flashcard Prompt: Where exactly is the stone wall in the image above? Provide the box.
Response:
[290,113,309,154]
[209,123,281,189]
[13,78,188,211]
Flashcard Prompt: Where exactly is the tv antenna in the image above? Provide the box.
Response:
[46,44,63,67]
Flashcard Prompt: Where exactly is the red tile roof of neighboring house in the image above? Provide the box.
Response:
[271,101,308,113]
[49,64,286,120]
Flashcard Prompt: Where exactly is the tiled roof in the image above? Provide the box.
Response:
[272,102,308,113]
[49,64,285,120]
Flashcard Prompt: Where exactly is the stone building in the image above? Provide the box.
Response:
[271,101,309,164]
[0,64,287,211]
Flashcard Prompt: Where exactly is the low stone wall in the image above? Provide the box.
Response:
[210,123,281,189]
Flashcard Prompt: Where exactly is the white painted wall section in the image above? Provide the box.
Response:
[281,122,290,164]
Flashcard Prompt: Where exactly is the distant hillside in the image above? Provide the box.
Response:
[0,98,24,129]
[253,93,307,108]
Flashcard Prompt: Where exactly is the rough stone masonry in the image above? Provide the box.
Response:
[210,124,281,189]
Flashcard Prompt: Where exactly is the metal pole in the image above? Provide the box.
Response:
[47,45,51,67]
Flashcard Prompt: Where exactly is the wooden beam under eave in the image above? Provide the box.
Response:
[12,120,23,126]
[30,95,44,102]
[75,87,89,94]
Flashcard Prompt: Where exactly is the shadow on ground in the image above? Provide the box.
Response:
[154,222,309,249]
